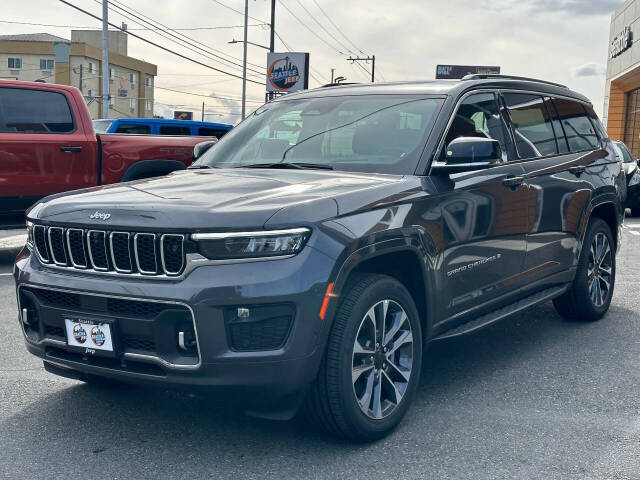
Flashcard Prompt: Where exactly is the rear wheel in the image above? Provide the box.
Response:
[303,274,422,442]
[553,218,615,321]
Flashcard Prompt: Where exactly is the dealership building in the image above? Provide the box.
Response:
[604,0,640,156]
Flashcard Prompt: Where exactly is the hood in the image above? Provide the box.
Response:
[29,168,410,230]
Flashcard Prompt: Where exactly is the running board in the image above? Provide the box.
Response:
[432,285,568,341]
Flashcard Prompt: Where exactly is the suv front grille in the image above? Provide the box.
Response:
[33,225,186,276]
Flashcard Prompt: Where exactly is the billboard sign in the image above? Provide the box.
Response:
[174,111,193,120]
[436,64,501,79]
[266,52,309,92]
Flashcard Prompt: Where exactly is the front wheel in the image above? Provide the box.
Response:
[303,274,422,442]
[553,218,616,321]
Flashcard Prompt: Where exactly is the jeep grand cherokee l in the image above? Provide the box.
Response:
[13,75,625,442]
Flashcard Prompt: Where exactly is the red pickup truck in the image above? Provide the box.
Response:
[0,80,215,227]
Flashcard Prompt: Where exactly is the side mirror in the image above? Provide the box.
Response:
[431,137,502,174]
[193,140,216,160]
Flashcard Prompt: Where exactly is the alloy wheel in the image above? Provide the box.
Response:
[351,299,414,419]
[587,232,613,307]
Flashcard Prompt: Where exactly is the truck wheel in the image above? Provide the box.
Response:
[553,218,615,321]
[303,274,422,442]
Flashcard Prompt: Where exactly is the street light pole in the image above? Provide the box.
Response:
[241,0,248,120]
[102,0,110,118]
[269,0,275,101]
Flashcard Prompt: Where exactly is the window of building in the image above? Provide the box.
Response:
[0,87,74,133]
[109,95,114,106]
[145,76,153,87]
[198,127,229,138]
[130,73,137,85]
[129,98,136,110]
[87,89,95,98]
[40,59,54,70]
[145,100,153,111]
[115,124,151,134]
[442,92,514,162]
[109,68,115,81]
[8,58,22,69]
[159,125,191,135]
[503,93,558,159]
[88,62,96,74]
[553,98,599,152]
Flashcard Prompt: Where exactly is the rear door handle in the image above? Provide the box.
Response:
[569,165,586,176]
[60,146,82,153]
[502,176,525,188]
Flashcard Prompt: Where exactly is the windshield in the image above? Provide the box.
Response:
[614,142,636,164]
[196,95,443,174]
[93,119,113,133]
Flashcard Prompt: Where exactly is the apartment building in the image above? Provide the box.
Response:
[0,30,156,119]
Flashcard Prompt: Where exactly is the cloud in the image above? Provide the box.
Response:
[208,93,241,125]
[573,62,607,77]
[476,0,624,16]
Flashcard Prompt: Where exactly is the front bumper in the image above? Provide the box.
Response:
[13,244,336,413]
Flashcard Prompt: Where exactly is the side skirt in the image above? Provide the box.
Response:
[431,285,569,342]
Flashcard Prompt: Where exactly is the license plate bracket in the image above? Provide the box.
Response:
[64,316,117,358]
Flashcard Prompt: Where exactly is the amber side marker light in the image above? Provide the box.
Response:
[319,282,337,320]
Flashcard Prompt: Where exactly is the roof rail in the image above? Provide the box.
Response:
[319,82,360,88]
[461,74,568,89]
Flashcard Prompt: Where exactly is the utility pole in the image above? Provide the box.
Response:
[348,55,376,83]
[102,0,110,118]
[202,101,205,121]
[241,0,248,120]
[331,68,335,83]
[268,0,275,101]
[79,63,83,91]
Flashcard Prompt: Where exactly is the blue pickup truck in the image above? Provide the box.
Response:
[93,118,233,138]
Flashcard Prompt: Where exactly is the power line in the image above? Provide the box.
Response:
[279,1,344,55]
[58,0,264,85]
[311,0,367,55]
[102,0,265,78]
[294,0,353,55]
[154,85,264,104]
[208,0,269,24]
[0,19,267,31]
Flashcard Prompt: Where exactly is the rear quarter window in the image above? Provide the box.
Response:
[159,125,191,135]
[115,124,151,134]
[0,87,75,133]
[553,98,599,152]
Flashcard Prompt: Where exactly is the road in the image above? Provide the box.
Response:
[1,223,640,479]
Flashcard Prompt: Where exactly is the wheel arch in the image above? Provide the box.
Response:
[582,198,621,252]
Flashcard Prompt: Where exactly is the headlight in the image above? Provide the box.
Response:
[26,221,34,248]
[191,228,311,260]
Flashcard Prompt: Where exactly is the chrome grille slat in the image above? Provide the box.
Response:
[134,233,157,275]
[110,232,133,273]
[66,229,87,268]
[47,227,67,266]
[30,224,185,277]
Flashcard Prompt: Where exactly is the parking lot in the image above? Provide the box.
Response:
[0,224,639,479]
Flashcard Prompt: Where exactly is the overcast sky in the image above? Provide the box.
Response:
[5,0,625,123]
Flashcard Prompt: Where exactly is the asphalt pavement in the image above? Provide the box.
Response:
[1,223,640,479]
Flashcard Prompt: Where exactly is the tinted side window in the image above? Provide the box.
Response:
[115,124,151,134]
[0,87,74,133]
[159,125,191,135]
[443,92,514,162]
[553,98,599,151]
[503,93,557,159]
[544,97,569,154]
[198,127,228,137]
[583,103,608,141]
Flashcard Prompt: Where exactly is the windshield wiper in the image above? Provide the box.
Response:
[240,162,333,170]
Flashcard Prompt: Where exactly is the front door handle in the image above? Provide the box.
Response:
[569,165,586,176]
[60,146,82,153]
[502,176,525,188]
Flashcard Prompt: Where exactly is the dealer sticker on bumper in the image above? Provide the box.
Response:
[64,318,114,352]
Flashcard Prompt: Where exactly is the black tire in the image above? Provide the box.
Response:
[553,218,615,321]
[303,274,422,442]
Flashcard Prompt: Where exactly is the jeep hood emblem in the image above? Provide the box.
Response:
[89,211,111,220]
